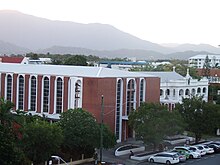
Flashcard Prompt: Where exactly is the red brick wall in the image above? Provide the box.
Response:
[37,75,43,113]
[49,76,55,114]
[63,77,69,112]
[1,73,5,98]
[12,74,18,110]
[145,77,160,103]
[82,77,117,132]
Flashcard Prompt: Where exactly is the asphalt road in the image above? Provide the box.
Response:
[137,153,220,165]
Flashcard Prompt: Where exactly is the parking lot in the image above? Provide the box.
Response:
[101,138,220,165]
[138,153,220,165]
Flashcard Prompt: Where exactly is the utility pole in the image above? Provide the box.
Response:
[100,95,104,164]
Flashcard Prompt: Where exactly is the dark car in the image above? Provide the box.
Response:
[207,144,220,153]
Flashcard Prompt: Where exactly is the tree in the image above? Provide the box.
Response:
[0,97,14,126]
[202,55,210,78]
[21,120,63,164]
[176,96,220,143]
[0,125,27,165]
[0,98,28,165]
[128,103,184,150]
[59,108,116,159]
[100,124,116,149]
[63,55,87,66]
[59,108,100,158]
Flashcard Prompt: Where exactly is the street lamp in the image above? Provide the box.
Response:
[100,95,104,164]
[51,155,69,165]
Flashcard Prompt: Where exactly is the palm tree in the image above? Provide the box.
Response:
[0,97,14,127]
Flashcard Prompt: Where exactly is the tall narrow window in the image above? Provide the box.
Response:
[115,79,122,141]
[6,74,12,101]
[43,77,49,113]
[126,79,135,116]
[56,77,63,114]
[30,76,37,111]
[74,80,81,108]
[18,75,24,110]
[197,88,201,94]
[185,89,190,96]
[139,79,145,104]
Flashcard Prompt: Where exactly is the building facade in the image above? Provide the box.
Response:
[142,69,209,110]
[188,54,220,68]
[0,63,160,142]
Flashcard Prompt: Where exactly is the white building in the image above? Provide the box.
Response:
[188,54,220,68]
[98,61,147,71]
[141,69,209,110]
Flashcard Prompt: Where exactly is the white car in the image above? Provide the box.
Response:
[188,146,206,156]
[148,152,179,164]
[198,145,214,154]
[174,146,201,159]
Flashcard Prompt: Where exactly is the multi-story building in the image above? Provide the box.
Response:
[188,54,220,68]
[98,61,147,71]
[141,69,209,110]
[0,63,160,142]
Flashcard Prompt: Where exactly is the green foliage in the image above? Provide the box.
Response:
[176,96,220,143]
[0,97,14,126]
[128,103,184,150]
[202,55,211,78]
[63,55,87,66]
[21,120,63,164]
[26,52,40,60]
[59,108,100,156]
[59,108,116,158]
[99,124,116,149]
[0,125,27,165]
[130,60,200,79]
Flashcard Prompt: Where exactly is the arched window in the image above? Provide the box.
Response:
[6,74,12,101]
[160,89,163,96]
[185,89,190,96]
[74,80,81,108]
[56,77,63,114]
[191,88,196,96]
[43,77,49,113]
[115,79,123,141]
[18,75,24,110]
[30,76,37,111]
[197,88,201,94]
[203,87,206,93]
[179,89,184,96]
[139,79,145,103]
[126,79,135,116]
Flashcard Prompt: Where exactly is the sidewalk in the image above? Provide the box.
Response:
[83,136,220,165]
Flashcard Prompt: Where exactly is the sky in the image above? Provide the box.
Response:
[0,0,220,47]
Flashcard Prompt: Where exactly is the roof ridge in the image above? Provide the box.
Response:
[96,67,103,77]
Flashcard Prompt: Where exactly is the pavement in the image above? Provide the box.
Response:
[83,136,220,165]
[93,139,156,165]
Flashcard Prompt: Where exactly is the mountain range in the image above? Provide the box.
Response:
[0,10,220,60]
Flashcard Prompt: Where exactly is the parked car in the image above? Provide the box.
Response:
[208,141,220,147]
[174,146,201,159]
[188,146,206,156]
[171,149,190,159]
[207,144,220,153]
[197,145,214,154]
[170,151,186,162]
[148,152,179,164]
